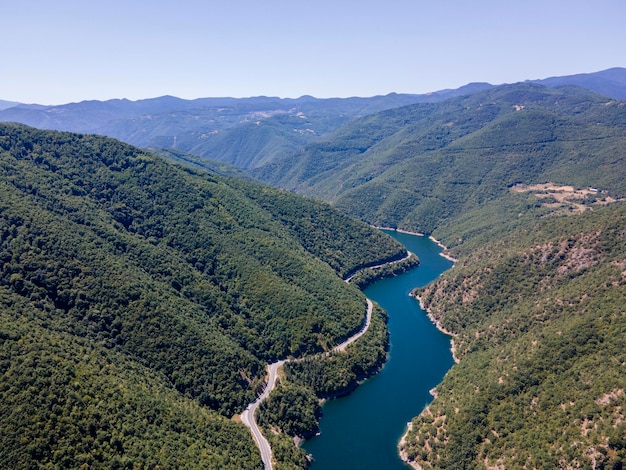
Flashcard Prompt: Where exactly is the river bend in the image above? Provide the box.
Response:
[302,230,454,469]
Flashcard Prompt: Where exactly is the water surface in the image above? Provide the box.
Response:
[302,231,454,469]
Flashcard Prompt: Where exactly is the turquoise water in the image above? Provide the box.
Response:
[302,231,454,469]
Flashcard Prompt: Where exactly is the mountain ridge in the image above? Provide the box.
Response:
[401,201,626,469]
[251,82,626,239]
[531,66,626,99]
[2,68,624,171]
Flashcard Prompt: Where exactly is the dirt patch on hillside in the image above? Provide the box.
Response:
[511,183,621,215]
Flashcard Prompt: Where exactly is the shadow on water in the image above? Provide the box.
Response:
[302,231,454,469]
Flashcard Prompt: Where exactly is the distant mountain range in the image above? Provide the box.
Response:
[0,99,21,111]
[1,68,624,170]
[0,94,424,169]
[531,67,626,99]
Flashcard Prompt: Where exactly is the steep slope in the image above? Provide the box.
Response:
[0,296,262,469]
[254,83,626,236]
[244,83,626,469]
[401,202,626,469]
[0,123,405,468]
[148,147,253,179]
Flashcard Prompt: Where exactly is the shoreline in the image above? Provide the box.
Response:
[397,230,459,363]
[413,294,460,364]
[428,235,459,263]
[373,226,425,237]
[373,226,458,263]
[398,421,424,470]
[343,249,413,283]
[397,232,459,469]
[399,293,459,469]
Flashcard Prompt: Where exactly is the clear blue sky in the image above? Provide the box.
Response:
[3,0,625,104]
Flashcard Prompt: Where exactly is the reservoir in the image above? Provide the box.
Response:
[302,230,454,469]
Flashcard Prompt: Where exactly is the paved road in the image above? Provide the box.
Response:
[241,254,392,469]
[344,250,412,283]
[335,299,373,352]
[240,299,374,469]
[240,360,285,470]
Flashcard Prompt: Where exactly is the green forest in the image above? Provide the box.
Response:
[256,302,390,468]
[2,80,626,470]
[401,203,626,469]
[253,84,626,236]
[0,123,405,468]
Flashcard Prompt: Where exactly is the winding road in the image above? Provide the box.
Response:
[240,360,285,469]
[241,300,373,469]
[241,251,409,469]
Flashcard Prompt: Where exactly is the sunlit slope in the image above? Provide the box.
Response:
[402,202,626,469]
[254,83,626,235]
[0,123,405,468]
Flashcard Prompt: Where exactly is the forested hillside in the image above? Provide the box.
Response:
[401,202,626,469]
[253,83,626,237]
[0,123,405,468]
[3,71,626,469]
[231,79,626,469]
[0,94,426,171]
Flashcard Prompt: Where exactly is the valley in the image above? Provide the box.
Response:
[1,67,626,469]
[302,231,455,469]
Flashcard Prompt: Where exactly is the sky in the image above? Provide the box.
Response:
[2,0,625,105]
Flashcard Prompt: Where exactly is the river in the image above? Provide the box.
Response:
[302,230,454,469]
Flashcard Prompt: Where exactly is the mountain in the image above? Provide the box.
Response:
[533,67,626,99]
[253,82,626,241]
[1,68,623,173]
[401,201,626,469]
[440,68,626,101]
[0,123,405,468]
[0,94,427,169]
[249,84,625,469]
